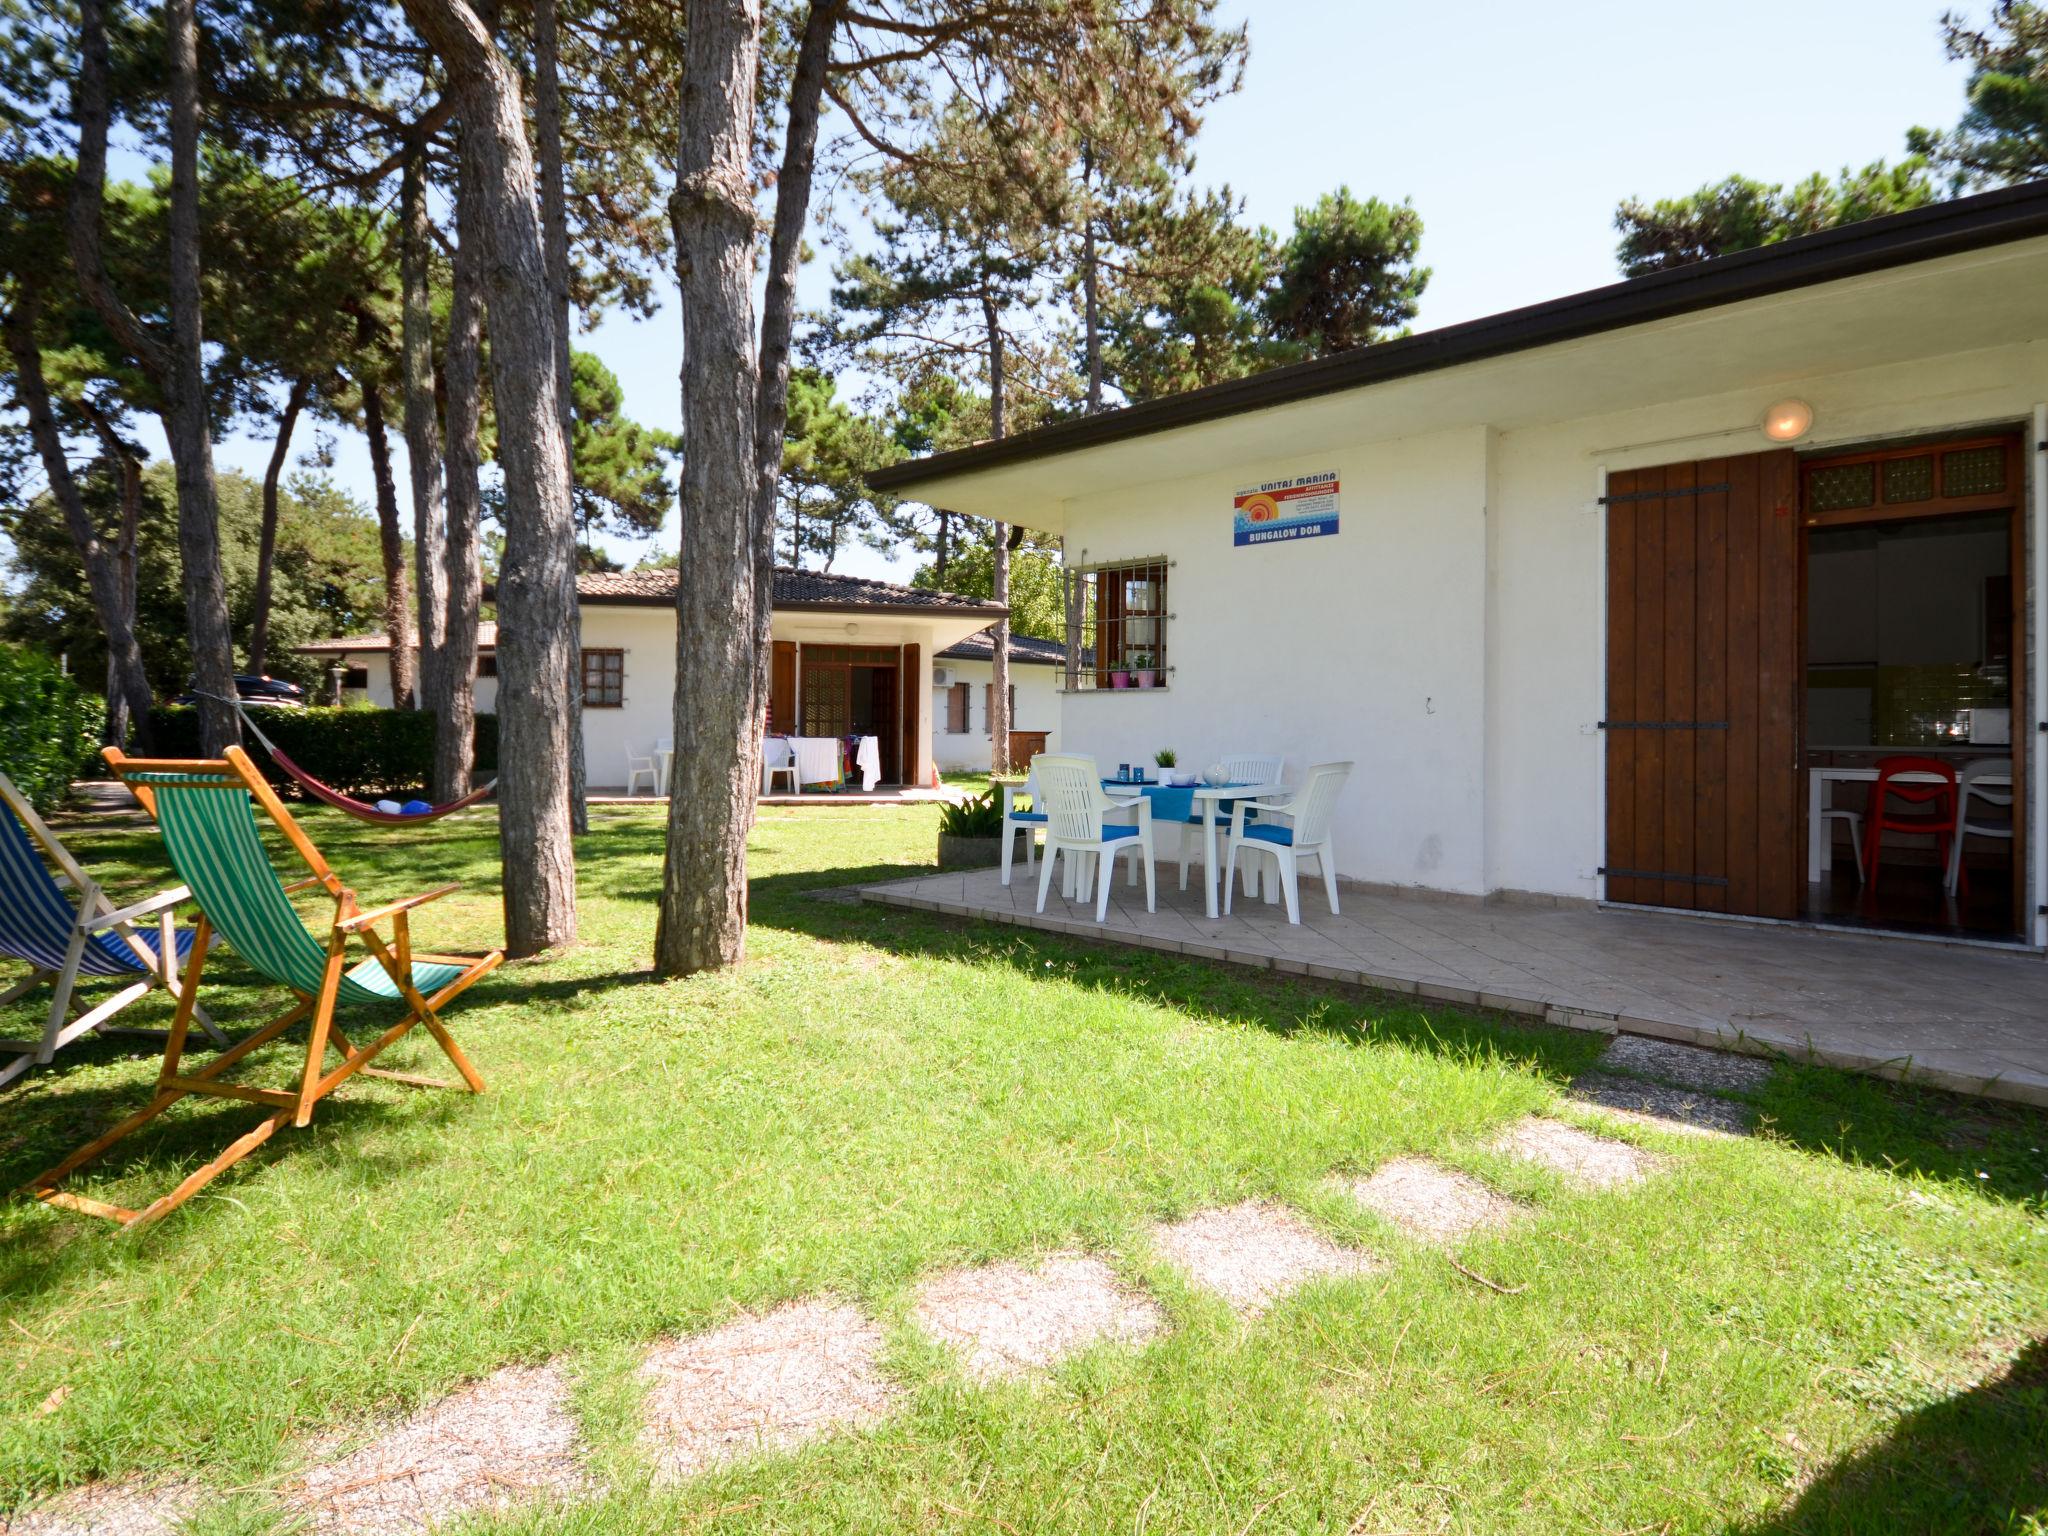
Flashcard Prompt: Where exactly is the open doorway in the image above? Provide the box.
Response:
[1802,436,2027,940]
[797,645,902,784]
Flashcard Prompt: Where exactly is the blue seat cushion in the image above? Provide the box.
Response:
[1099,824,1141,842]
[1242,822,1294,847]
[1007,811,1048,824]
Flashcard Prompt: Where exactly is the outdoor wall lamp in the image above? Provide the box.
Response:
[1761,398,1814,442]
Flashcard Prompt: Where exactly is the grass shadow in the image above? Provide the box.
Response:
[749,867,2048,1209]
[1729,1335,2047,1535]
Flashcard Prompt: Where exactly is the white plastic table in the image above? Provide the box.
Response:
[655,745,673,797]
[1807,764,2011,881]
[1104,780,1285,919]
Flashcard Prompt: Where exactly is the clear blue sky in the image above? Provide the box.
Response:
[162,0,1977,584]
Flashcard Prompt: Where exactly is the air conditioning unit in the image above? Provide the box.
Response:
[932,666,956,687]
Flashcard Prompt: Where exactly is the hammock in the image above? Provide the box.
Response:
[205,694,498,826]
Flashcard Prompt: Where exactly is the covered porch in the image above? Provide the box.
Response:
[860,864,2048,1108]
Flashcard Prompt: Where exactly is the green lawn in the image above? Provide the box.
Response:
[1,802,2044,1534]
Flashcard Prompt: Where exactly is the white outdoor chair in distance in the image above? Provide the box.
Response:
[999,767,1047,886]
[624,742,661,796]
[1031,754,1156,922]
[1223,761,1353,925]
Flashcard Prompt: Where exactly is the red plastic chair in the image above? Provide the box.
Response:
[1862,756,1960,895]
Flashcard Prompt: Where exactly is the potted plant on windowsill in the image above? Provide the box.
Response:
[1110,664,1132,689]
[937,789,1005,868]
[1132,652,1157,688]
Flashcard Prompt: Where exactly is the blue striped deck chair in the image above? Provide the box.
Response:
[26,746,503,1229]
[0,771,223,1091]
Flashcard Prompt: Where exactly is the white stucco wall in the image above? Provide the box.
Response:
[931,658,1063,771]
[1056,341,2047,904]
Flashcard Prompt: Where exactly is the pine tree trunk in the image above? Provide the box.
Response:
[361,379,417,708]
[531,0,587,834]
[1082,142,1102,414]
[981,286,1010,775]
[161,0,236,752]
[436,142,486,803]
[401,144,449,725]
[402,0,579,956]
[3,289,154,743]
[249,375,311,677]
[78,397,147,747]
[935,511,951,581]
[657,0,761,977]
[747,0,838,740]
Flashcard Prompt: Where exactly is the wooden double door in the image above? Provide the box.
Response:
[1604,450,1802,918]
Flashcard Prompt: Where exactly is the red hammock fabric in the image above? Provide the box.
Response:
[268,747,498,826]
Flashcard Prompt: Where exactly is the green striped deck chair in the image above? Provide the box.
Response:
[26,746,502,1230]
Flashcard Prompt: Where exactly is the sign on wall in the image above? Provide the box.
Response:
[1233,470,1339,547]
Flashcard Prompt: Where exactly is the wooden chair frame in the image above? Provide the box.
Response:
[0,773,223,1091]
[23,747,503,1230]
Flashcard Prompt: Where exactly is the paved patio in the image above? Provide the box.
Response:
[860,865,2048,1108]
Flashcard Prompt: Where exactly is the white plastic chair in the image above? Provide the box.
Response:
[1173,754,1286,895]
[762,736,799,795]
[999,768,1046,886]
[624,742,660,796]
[1946,757,2013,896]
[1820,806,1864,882]
[1223,761,1352,925]
[1032,754,1155,922]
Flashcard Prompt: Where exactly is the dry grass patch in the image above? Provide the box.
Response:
[1490,1115,1668,1189]
[638,1299,898,1484]
[1342,1156,1521,1242]
[1570,1071,1750,1137]
[1600,1034,1774,1094]
[294,1363,586,1535]
[0,1480,196,1536]
[1151,1202,1378,1316]
[912,1252,1166,1382]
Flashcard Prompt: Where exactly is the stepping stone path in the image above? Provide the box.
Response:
[1342,1156,1521,1242]
[912,1251,1165,1381]
[638,1299,897,1484]
[1,1480,196,1536]
[1489,1115,1667,1189]
[1569,1070,1752,1137]
[296,1363,586,1535]
[1151,1202,1377,1316]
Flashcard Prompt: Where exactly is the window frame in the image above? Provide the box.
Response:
[1067,557,1172,693]
[580,647,625,708]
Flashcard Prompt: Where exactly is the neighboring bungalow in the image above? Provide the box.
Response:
[869,183,2048,952]
[931,629,1065,772]
[299,567,1006,790]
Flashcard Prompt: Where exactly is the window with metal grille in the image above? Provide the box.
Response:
[581,648,624,707]
[1070,559,1169,691]
[945,682,969,733]
[477,654,498,679]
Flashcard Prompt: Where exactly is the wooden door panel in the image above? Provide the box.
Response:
[1606,449,1799,918]
[900,643,920,790]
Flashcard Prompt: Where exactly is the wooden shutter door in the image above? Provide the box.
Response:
[1605,450,1799,918]
[900,643,920,787]
[770,642,797,734]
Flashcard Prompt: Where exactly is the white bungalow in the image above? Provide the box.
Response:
[299,567,1007,791]
[869,183,2048,952]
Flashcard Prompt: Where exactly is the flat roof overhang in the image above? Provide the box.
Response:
[867,182,2048,533]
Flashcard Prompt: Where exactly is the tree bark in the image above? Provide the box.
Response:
[3,290,154,744]
[436,141,486,804]
[748,0,839,742]
[77,396,145,747]
[1082,141,1102,414]
[249,375,312,676]
[360,377,417,708]
[400,141,449,726]
[69,0,236,752]
[981,285,1010,775]
[531,0,588,835]
[403,0,579,956]
[656,0,762,976]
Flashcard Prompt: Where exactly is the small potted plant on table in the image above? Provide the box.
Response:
[937,788,1006,869]
[1154,748,1178,784]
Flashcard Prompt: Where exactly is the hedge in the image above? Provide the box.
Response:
[148,706,498,799]
[0,646,104,813]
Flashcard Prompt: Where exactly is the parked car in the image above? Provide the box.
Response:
[174,674,307,709]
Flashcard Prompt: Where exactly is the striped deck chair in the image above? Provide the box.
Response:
[25,746,503,1229]
[0,771,222,1091]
